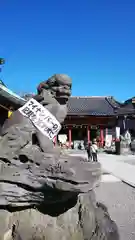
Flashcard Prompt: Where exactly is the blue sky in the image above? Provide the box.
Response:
[1,0,135,101]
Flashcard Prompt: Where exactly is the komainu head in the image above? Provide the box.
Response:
[37,74,72,104]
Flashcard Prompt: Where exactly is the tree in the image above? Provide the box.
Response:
[0,58,5,65]
[21,93,34,100]
[0,80,6,86]
[0,58,6,85]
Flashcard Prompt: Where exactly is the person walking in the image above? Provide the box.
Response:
[87,141,92,161]
[84,138,92,161]
[91,139,98,162]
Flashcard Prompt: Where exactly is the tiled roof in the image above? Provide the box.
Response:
[0,84,26,108]
[124,97,135,104]
[0,80,6,86]
[116,107,135,115]
[67,96,119,116]
[0,85,134,117]
[116,101,135,116]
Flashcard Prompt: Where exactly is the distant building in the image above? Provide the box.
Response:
[0,82,135,147]
[116,97,135,137]
[0,82,25,132]
[60,96,120,147]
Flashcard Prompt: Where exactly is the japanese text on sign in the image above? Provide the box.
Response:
[18,98,61,140]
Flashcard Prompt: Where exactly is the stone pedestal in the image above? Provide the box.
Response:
[0,192,119,240]
[0,193,95,240]
[120,141,131,155]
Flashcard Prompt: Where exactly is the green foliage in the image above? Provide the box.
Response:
[0,80,6,86]
[0,58,5,65]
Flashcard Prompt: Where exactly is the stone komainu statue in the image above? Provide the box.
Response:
[0,74,119,240]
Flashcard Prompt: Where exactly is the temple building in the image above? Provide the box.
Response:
[0,82,135,149]
[116,97,135,137]
[0,82,25,133]
[59,96,120,148]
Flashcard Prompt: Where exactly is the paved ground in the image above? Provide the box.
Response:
[67,150,135,240]
[95,175,135,240]
[68,150,135,187]
[99,153,135,187]
[120,156,135,165]
[98,154,135,240]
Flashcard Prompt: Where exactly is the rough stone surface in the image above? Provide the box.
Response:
[0,74,119,239]
[0,193,120,240]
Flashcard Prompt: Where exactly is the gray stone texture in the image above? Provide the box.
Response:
[0,74,119,239]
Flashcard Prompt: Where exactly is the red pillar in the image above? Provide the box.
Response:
[105,128,108,146]
[53,136,57,146]
[100,128,104,147]
[87,125,90,143]
[68,127,72,148]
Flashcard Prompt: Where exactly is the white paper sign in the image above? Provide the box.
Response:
[116,127,120,139]
[58,134,67,144]
[105,134,112,147]
[18,98,61,140]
